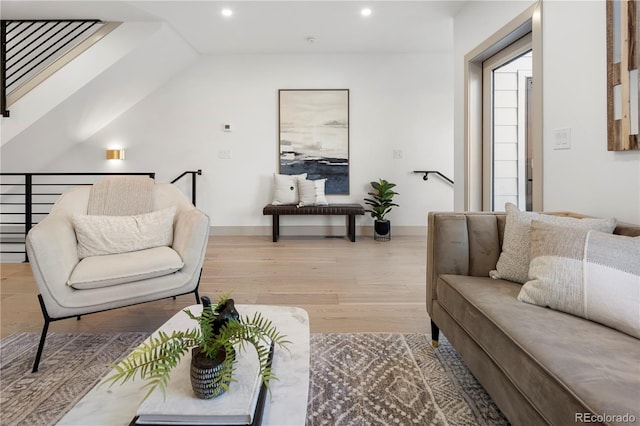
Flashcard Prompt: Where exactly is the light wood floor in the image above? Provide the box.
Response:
[0,235,429,338]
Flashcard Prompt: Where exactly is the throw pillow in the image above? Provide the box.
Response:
[297,178,329,207]
[489,203,616,284]
[271,173,307,205]
[518,221,640,339]
[74,206,176,259]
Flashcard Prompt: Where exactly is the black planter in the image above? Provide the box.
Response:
[374,220,391,241]
[190,346,235,399]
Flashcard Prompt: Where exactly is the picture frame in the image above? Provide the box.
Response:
[278,89,350,194]
[607,0,639,151]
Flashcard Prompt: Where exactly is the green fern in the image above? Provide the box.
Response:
[102,294,290,400]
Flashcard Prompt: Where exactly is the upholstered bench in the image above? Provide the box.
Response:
[263,204,365,242]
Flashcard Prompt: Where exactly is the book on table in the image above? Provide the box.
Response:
[134,343,271,426]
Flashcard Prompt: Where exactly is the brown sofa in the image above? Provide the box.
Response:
[426,212,640,426]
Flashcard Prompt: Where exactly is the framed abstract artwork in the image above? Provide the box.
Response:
[607,0,639,150]
[278,89,350,194]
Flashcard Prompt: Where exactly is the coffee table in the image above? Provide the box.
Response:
[58,304,310,426]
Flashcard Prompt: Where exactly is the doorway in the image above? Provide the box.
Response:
[482,36,532,211]
[463,2,542,212]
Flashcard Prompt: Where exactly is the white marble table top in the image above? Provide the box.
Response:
[59,304,310,426]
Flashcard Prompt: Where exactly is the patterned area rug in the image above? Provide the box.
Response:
[0,332,507,426]
[308,333,507,426]
[0,332,148,425]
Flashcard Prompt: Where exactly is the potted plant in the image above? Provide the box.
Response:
[364,179,399,241]
[104,293,289,400]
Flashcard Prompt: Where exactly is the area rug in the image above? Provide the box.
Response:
[308,333,507,426]
[1,332,507,426]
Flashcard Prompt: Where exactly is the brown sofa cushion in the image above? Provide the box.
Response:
[435,274,640,425]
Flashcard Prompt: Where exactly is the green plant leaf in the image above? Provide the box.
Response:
[103,292,291,401]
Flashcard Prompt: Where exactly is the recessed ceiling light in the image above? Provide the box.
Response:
[221,8,233,17]
[361,8,372,17]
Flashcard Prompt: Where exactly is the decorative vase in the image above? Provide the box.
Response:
[374,220,391,241]
[190,346,235,399]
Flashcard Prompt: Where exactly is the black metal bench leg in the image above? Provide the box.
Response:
[348,215,356,242]
[272,215,280,242]
[431,320,440,348]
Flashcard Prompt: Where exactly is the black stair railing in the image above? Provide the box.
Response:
[0,171,202,262]
[171,169,202,206]
[1,19,105,117]
[413,170,454,185]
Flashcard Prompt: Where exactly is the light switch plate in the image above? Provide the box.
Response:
[393,149,403,159]
[553,128,571,150]
[218,149,232,159]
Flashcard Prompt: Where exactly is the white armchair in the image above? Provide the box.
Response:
[26,183,210,372]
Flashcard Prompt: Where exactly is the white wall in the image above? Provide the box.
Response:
[454,1,640,224]
[39,53,454,229]
[1,23,174,145]
[0,23,199,172]
[542,1,640,224]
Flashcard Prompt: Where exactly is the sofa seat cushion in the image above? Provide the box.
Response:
[436,274,640,425]
[68,246,184,290]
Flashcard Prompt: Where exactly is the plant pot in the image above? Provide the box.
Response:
[190,347,235,399]
[374,220,391,241]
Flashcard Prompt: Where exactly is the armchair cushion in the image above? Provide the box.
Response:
[74,207,176,259]
[67,246,184,290]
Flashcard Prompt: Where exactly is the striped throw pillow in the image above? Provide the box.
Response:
[518,221,640,338]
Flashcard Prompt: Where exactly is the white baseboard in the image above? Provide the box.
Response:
[210,225,426,237]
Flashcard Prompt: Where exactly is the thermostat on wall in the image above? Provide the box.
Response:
[223,124,232,132]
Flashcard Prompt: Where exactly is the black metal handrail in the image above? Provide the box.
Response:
[413,170,454,185]
[170,169,202,206]
[1,19,104,117]
[0,171,205,262]
[1,20,7,117]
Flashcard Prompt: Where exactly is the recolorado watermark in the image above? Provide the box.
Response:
[575,413,636,423]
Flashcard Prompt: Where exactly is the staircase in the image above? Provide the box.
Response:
[1,19,119,117]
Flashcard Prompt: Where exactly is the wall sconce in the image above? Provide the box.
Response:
[106,149,125,160]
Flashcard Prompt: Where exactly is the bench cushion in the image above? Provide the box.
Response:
[263,203,364,215]
[68,246,184,290]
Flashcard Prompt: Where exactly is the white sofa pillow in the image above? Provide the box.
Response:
[297,178,329,206]
[518,221,640,339]
[74,206,176,259]
[490,203,616,284]
[271,173,307,205]
[68,246,184,289]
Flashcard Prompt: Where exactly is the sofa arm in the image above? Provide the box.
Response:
[26,213,80,303]
[172,207,210,278]
[427,212,504,316]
